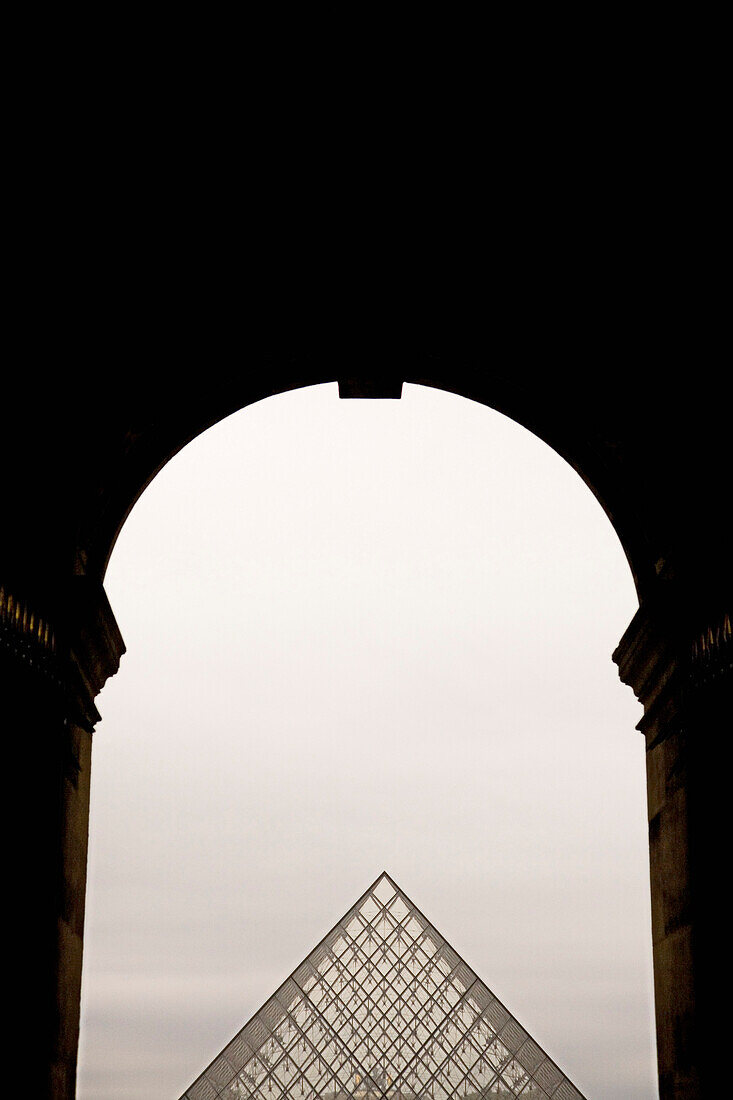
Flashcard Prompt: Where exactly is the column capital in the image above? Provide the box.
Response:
[0,577,125,732]
[614,586,731,748]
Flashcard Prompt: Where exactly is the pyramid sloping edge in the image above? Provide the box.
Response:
[180,873,587,1100]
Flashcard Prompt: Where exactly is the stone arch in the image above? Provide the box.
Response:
[86,380,651,1100]
[87,369,653,598]
[3,362,726,1099]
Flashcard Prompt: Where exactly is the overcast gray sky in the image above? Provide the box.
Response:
[77,383,656,1099]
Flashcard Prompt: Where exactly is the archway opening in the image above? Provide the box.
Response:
[78,383,655,1099]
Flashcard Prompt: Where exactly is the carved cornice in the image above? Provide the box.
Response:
[614,591,731,748]
[690,612,732,685]
[0,584,61,686]
[0,579,125,732]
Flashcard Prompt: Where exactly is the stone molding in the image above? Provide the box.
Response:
[0,578,125,732]
[690,610,731,687]
[0,583,60,683]
[66,578,126,731]
[614,590,731,747]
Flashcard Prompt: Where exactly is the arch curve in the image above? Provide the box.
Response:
[88,365,653,600]
[3,359,727,1099]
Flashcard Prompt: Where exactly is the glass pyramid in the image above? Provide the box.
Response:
[181,873,586,1100]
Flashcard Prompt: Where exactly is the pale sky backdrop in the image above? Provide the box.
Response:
[77,383,657,1100]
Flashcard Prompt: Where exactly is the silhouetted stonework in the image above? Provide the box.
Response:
[2,366,728,1100]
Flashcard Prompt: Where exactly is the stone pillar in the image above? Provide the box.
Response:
[1,579,124,1099]
[614,589,730,1100]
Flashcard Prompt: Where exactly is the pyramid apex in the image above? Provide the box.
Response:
[362,869,399,896]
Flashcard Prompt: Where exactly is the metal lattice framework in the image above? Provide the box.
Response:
[181,873,586,1100]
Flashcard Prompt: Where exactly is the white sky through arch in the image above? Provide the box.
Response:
[78,383,656,1099]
